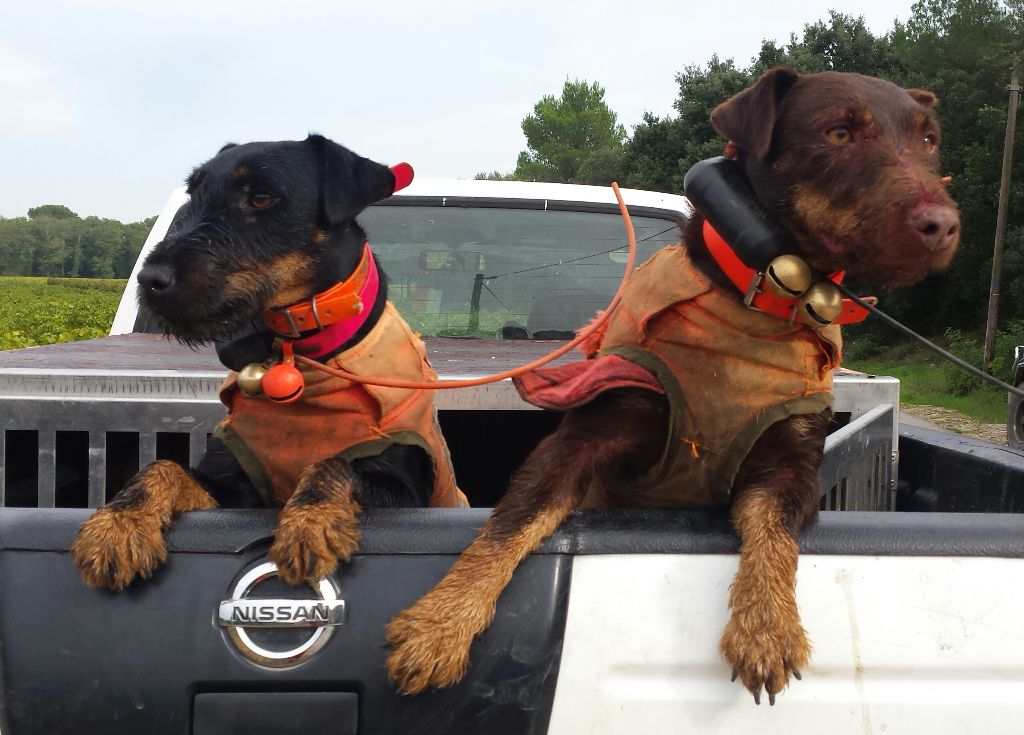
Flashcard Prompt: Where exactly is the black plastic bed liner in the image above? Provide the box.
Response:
[3,508,1024,735]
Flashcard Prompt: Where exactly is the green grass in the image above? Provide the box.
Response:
[845,348,1008,423]
[0,276,126,350]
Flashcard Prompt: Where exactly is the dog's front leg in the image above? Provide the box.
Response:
[269,456,362,585]
[385,433,589,694]
[719,412,829,704]
[72,460,217,589]
[720,487,810,705]
[387,390,665,694]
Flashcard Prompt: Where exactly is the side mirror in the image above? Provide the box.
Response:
[418,251,487,272]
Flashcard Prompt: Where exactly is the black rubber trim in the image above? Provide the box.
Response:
[4,507,1024,557]
[374,195,685,220]
[0,548,569,735]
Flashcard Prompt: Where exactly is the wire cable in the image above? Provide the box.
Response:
[836,283,1024,399]
[484,224,677,281]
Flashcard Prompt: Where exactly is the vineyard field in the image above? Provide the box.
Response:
[0,277,126,350]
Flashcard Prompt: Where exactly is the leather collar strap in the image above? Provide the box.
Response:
[702,220,869,326]
[262,242,380,356]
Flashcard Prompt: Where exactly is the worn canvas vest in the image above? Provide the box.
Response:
[586,244,841,508]
[215,302,467,508]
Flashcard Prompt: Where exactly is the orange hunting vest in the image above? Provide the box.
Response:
[215,302,468,508]
[585,244,841,508]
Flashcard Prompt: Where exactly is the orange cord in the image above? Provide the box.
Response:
[293,182,638,389]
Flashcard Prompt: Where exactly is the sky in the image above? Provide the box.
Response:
[1,0,917,223]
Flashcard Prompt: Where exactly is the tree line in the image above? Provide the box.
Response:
[0,204,154,280]
[481,0,1024,340]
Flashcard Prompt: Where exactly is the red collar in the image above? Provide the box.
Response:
[702,220,868,325]
[262,242,380,358]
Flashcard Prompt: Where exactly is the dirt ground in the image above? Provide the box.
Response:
[901,404,1007,445]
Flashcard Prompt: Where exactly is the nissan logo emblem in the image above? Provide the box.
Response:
[217,561,346,668]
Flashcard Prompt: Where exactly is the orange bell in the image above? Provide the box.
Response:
[262,363,305,403]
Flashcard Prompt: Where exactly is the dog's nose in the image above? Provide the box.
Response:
[138,263,176,294]
[908,204,960,252]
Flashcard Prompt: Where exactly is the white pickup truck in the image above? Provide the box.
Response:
[1,179,1023,735]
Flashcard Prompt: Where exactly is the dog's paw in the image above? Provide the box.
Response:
[269,505,360,585]
[71,508,168,590]
[720,610,811,705]
[386,595,477,694]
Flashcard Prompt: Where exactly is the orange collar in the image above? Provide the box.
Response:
[702,220,869,325]
[262,242,376,339]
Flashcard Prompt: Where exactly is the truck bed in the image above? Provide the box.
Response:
[0,334,900,510]
[0,332,897,412]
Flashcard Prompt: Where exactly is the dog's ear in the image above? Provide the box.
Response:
[218,142,238,154]
[307,134,397,225]
[905,89,938,108]
[711,67,799,160]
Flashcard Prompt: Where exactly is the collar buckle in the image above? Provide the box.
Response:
[742,272,764,307]
[310,294,325,331]
[272,309,302,339]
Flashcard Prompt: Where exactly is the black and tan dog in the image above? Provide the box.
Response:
[72,135,466,590]
[385,69,960,704]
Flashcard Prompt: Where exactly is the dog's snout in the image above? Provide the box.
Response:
[908,204,960,252]
[138,263,176,294]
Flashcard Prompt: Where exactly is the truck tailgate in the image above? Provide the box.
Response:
[3,509,1024,734]
[0,508,567,735]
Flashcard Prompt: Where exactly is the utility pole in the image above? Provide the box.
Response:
[983,62,1020,374]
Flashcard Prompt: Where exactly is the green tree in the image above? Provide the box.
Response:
[118,217,155,278]
[512,80,627,184]
[752,12,902,77]
[474,170,516,181]
[28,215,74,277]
[576,147,625,186]
[27,204,79,220]
[624,56,752,193]
[0,217,32,275]
[80,217,123,279]
[621,112,690,193]
[0,207,155,278]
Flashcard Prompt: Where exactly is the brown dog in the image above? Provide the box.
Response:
[384,68,959,704]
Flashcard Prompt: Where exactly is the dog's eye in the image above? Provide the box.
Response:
[826,127,852,145]
[923,132,938,152]
[250,193,275,209]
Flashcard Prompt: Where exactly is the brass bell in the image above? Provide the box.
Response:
[237,363,268,397]
[764,255,812,298]
[798,282,843,326]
